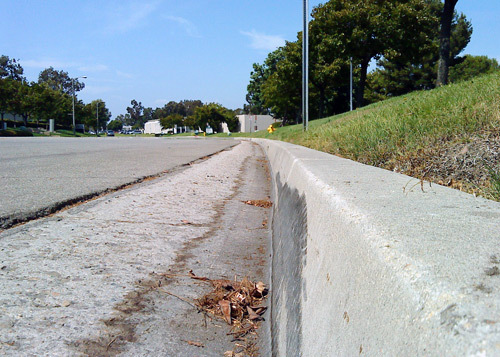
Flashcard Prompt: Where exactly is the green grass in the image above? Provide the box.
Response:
[238,71,500,169]
[50,130,97,137]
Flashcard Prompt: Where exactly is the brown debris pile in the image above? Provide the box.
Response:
[192,272,268,355]
[388,130,500,198]
[158,271,269,356]
[243,200,273,208]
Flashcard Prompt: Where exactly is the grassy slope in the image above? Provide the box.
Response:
[229,71,500,198]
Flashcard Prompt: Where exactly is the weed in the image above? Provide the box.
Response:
[487,166,500,200]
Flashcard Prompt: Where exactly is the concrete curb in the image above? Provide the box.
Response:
[253,138,500,356]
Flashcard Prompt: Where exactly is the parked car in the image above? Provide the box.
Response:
[131,130,142,135]
[106,130,115,136]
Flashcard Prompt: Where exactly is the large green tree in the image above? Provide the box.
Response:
[107,119,123,131]
[0,55,25,81]
[159,113,184,130]
[31,83,72,126]
[38,67,85,95]
[0,78,18,124]
[245,50,284,115]
[188,103,238,132]
[260,42,302,124]
[154,100,203,119]
[365,5,471,102]
[248,0,448,121]
[83,100,112,131]
[310,0,438,108]
[126,99,144,127]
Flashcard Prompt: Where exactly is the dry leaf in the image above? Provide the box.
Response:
[256,282,265,294]
[243,200,272,208]
[188,270,210,281]
[184,340,204,348]
[219,300,232,325]
[246,306,260,320]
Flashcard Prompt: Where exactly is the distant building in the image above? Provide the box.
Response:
[144,120,190,134]
[236,115,279,133]
[144,120,162,134]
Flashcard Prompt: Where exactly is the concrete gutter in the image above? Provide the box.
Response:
[253,138,500,356]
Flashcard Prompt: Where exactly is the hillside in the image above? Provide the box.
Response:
[242,71,500,200]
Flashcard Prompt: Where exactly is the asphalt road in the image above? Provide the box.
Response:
[0,140,271,355]
[0,136,238,229]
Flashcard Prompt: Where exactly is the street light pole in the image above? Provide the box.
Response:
[350,57,353,111]
[96,101,99,136]
[302,0,309,131]
[72,76,87,135]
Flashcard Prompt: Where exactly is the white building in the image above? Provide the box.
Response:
[236,115,278,133]
[144,120,190,135]
[144,120,163,134]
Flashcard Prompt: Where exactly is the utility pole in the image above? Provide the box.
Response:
[302,0,309,131]
[71,76,87,136]
[350,57,353,111]
[96,101,99,136]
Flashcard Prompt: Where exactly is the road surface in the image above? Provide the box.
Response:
[0,136,237,229]
[0,140,271,356]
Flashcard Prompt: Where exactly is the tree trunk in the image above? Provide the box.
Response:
[437,0,458,86]
[356,57,370,108]
[318,87,325,119]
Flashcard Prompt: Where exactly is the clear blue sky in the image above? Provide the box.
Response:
[1,0,498,120]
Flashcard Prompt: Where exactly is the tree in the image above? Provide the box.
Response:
[180,100,203,117]
[83,100,112,131]
[153,100,204,122]
[449,55,500,83]
[245,49,284,115]
[437,0,459,86]
[0,78,16,125]
[311,0,438,108]
[160,113,184,130]
[38,67,85,95]
[0,55,25,81]
[126,99,144,127]
[189,103,238,132]
[107,119,123,131]
[30,83,72,126]
[260,43,303,124]
[365,4,471,102]
[143,107,154,124]
[9,82,40,126]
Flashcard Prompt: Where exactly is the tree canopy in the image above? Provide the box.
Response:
[245,0,482,123]
[188,103,238,132]
[0,55,25,81]
[365,2,472,102]
[1,56,111,131]
[38,66,85,94]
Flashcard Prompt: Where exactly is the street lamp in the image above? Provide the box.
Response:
[302,0,309,131]
[72,76,87,135]
[96,101,99,136]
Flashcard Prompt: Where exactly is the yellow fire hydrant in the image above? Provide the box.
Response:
[267,125,275,133]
